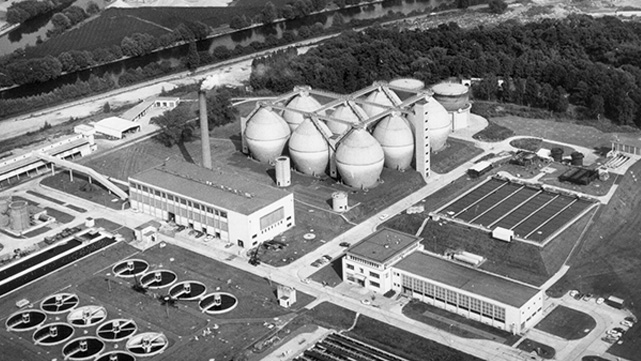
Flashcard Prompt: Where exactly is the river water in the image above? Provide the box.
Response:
[0,0,438,99]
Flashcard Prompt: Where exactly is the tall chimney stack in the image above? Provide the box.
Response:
[199,90,212,169]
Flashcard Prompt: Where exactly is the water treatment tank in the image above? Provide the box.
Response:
[571,152,584,166]
[389,78,425,91]
[244,106,291,164]
[431,82,470,112]
[282,88,324,131]
[335,128,384,189]
[361,87,401,117]
[288,118,330,176]
[551,148,564,162]
[9,201,30,232]
[326,103,365,136]
[332,191,348,212]
[275,156,291,187]
[373,112,414,170]
[413,96,451,151]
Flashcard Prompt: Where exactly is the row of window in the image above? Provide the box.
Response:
[346,255,380,269]
[130,195,228,232]
[401,274,506,322]
[129,183,228,218]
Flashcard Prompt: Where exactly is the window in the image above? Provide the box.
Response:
[221,211,227,219]
[369,271,380,279]
[369,281,380,288]
[346,264,354,270]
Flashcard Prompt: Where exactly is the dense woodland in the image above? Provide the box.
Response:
[250,15,641,127]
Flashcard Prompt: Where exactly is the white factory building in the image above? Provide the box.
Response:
[239,79,471,189]
[128,159,295,248]
[343,228,544,334]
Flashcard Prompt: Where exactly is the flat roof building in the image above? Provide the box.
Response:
[129,160,295,248]
[94,117,141,139]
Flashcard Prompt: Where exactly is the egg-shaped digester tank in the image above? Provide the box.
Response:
[413,97,451,152]
[361,87,401,117]
[335,128,384,189]
[326,103,364,136]
[373,112,414,170]
[282,89,324,132]
[288,118,330,176]
[431,82,470,112]
[244,106,291,163]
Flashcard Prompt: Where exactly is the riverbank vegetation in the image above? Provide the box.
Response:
[250,15,641,128]
[6,0,75,24]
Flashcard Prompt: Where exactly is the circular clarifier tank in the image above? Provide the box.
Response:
[95,351,137,361]
[62,337,105,360]
[32,322,75,346]
[112,259,149,278]
[168,281,207,301]
[41,293,79,314]
[96,319,137,342]
[139,269,177,289]
[5,309,47,332]
[199,292,238,315]
[67,305,107,328]
[126,332,169,357]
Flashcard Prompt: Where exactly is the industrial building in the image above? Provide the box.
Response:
[239,79,472,189]
[93,117,141,139]
[611,135,641,156]
[342,228,544,334]
[128,160,295,248]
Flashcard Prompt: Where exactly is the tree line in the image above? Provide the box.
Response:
[249,15,641,127]
[6,0,75,24]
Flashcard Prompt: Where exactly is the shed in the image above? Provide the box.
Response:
[94,117,141,139]
[607,295,625,309]
[468,161,493,178]
[492,227,514,242]
[134,220,161,242]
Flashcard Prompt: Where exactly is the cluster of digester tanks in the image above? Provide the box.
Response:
[240,79,470,189]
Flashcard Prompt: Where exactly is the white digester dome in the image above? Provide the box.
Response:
[362,87,402,117]
[326,103,365,135]
[288,118,330,176]
[282,91,323,131]
[244,107,291,163]
[373,112,414,170]
[336,128,384,189]
[415,97,451,152]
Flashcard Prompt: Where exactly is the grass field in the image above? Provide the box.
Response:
[516,338,555,359]
[40,172,129,210]
[431,138,484,174]
[346,315,482,361]
[534,306,596,340]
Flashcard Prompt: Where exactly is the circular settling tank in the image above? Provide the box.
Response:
[95,351,137,361]
[140,270,177,289]
[112,259,149,278]
[67,306,107,327]
[41,293,80,314]
[62,337,105,360]
[199,292,238,315]
[126,332,169,357]
[96,319,138,342]
[5,309,47,331]
[32,322,75,346]
[168,281,207,301]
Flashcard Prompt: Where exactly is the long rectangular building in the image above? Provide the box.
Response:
[128,160,294,248]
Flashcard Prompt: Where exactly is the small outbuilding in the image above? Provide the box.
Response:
[606,295,625,309]
[492,227,514,242]
[468,161,493,178]
[94,117,141,139]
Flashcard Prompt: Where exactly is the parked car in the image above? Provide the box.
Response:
[596,297,605,305]
[188,229,197,236]
[621,320,634,328]
[574,292,583,300]
[613,327,626,334]
[582,293,593,302]
[204,235,214,242]
[339,242,351,247]
[322,255,332,262]
[624,316,637,323]
[569,290,579,298]
[194,231,204,238]
[176,225,186,232]
[602,336,617,344]
[361,299,371,305]
[311,260,323,267]
[606,329,622,338]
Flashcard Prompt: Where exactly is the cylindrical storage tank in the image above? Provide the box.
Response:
[414,97,451,152]
[332,191,348,212]
[288,119,330,176]
[336,128,384,189]
[9,201,30,232]
[244,107,291,164]
[431,82,470,112]
[326,103,364,136]
[361,87,401,117]
[571,152,584,166]
[389,78,425,91]
[275,156,291,187]
[373,112,414,170]
[551,148,564,162]
[85,217,95,228]
[282,89,324,132]
[0,196,11,214]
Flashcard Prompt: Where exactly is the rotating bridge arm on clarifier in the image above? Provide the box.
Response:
[35,153,128,200]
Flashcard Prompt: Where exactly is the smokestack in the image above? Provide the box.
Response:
[199,90,212,169]
[199,75,219,170]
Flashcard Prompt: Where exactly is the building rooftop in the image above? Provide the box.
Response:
[348,228,421,265]
[394,251,540,308]
[129,159,291,215]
